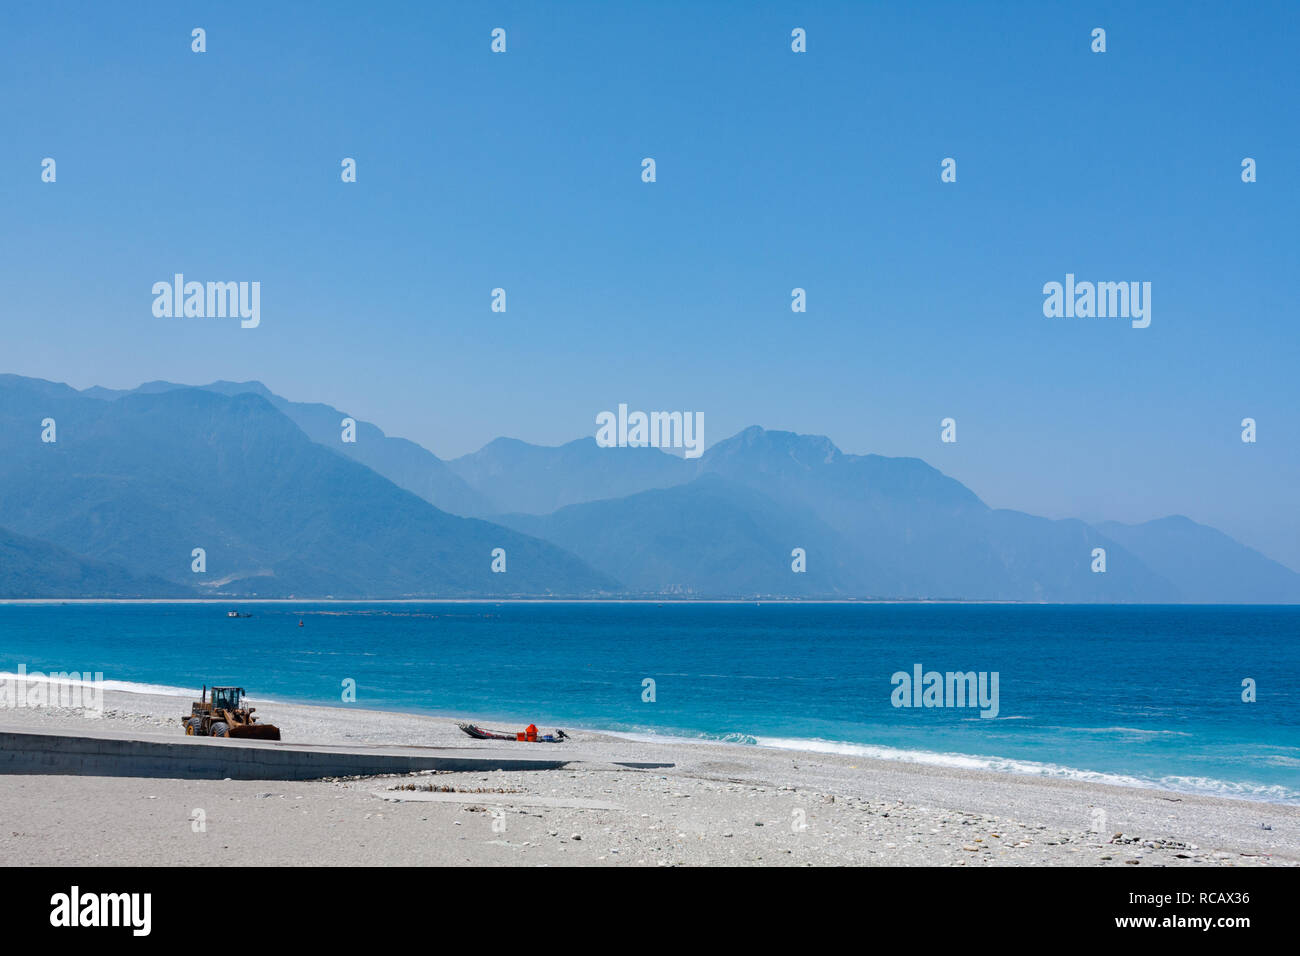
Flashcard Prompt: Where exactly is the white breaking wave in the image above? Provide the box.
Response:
[0,672,198,699]
[602,727,1299,805]
[755,735,1150,780]
[750,736,1300,804]
[0,671,271,702]
[1044,725,1193,737]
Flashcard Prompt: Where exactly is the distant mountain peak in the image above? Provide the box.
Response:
[709,426,842,468]
[202,380,275,399]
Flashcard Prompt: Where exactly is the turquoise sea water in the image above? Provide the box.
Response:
[1,602,1296,803]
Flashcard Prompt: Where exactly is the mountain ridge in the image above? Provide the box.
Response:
[1,374,1294,602]
[0,378,615,598]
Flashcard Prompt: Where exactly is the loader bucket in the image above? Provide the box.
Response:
[228,723,281,741]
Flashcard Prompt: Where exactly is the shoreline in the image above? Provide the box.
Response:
[1,684,1296,866]
[3,671,1294,808]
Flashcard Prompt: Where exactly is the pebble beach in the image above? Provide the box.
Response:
[0,685,1295,867]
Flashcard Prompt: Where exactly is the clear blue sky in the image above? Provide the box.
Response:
[2,1,1297,569]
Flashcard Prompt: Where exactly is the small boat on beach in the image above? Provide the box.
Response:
[458,723,568,743]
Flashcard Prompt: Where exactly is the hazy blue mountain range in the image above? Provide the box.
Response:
[481,424,1295,601]
[498,475,875,596]
[85,379,494,517]
[449,436,692,515]
[0,525,194,599]
[494,458,1183,602]
[0,376,612,598]
[0,374,1296,602]
[1095,516,1300,605]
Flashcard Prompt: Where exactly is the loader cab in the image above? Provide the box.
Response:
[211,687,245,711]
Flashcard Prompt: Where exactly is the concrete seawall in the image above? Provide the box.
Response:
[0,726,672,780]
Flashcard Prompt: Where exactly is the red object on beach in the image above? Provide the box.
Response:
[459,723,569,743]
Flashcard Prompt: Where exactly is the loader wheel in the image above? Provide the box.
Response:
[210,721,229,738]
[185,718,201,736]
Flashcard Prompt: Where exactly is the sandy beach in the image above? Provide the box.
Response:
[0,685,1295,867]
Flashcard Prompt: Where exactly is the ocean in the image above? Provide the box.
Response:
[1,602,1296,803]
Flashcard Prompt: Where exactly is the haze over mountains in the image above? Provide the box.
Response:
[0,376,609,598]
[1,374,1296,603]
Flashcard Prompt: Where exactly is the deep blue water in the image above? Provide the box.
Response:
[1,603,1297,802]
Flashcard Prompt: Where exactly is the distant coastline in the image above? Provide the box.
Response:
[0,597,1191,606]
